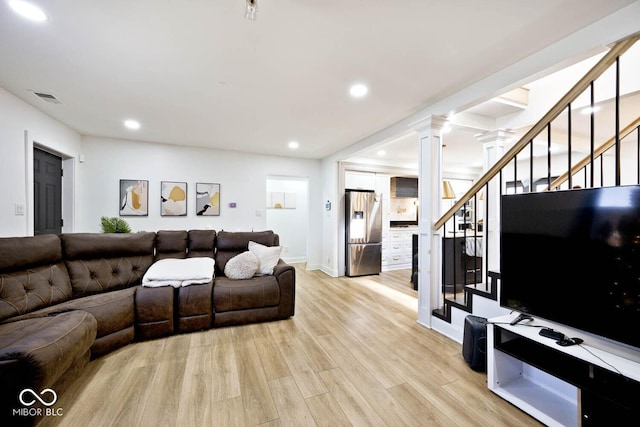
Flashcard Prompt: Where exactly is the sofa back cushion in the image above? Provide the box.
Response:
[0,234,72,322]
[187,229,216,258]
[61,232,155,297]
[215,231,278,277]
[155,230,188,261]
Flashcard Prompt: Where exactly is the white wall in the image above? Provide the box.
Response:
[76,136,323,267]
[266,176,309,263]
[0,85,323,267]
[320,158,340,276]
[0,87,82,237]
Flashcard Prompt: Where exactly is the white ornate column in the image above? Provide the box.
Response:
[412,115,447,328]
[475,129,514,272]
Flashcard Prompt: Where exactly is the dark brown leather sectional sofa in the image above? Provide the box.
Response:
[0,229,295,426]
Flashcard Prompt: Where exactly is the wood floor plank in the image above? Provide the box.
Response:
[387,382,460,427]
[316,334,421,427]
[234,339,279,426]
[136,360,186,427]
[37,265,543,427]
[268,376,317,427]
[253,334,292,381]
[305,392,352,427]
[441,377,542,427]
[210,396,246,427]
[211,342,242,401]
[176,345,214,426]
[318,367,387,427]
[274,331,328,399]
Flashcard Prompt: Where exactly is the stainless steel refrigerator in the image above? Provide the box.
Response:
[345,190,382,276]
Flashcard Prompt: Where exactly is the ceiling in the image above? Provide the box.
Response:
[0,1,636,162]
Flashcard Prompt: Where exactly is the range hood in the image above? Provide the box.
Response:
[391,177,418,198]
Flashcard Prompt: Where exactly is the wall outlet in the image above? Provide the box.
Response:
[15,203,25,216]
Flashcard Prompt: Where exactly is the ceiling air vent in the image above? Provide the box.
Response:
[32,91,62,104]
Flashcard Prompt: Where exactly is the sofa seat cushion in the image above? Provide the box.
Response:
[2,288,136,358]
[214,275,280,312]
[4,287,136,340]
[0,310,97,391]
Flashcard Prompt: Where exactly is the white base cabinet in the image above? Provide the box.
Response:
[382,227,416,271]
[487,314,640,426]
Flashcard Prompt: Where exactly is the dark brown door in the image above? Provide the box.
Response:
[33,148,62,235]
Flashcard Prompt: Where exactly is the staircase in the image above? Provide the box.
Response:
[430,34,640,326]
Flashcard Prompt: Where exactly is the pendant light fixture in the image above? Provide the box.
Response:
[442,181,456,199]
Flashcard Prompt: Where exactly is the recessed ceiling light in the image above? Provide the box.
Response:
[8,0,47,22]
[124,119,141,130]
[349,83,368,98]
[288,141,299,149]
[377,150,386,157]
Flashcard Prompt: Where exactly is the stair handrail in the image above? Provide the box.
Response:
[434,34,640,230]
[546,115,640,190]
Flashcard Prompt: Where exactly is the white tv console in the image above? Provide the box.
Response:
[487,314,640,426]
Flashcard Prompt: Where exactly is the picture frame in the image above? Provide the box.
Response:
[161,181,187,216]
[119,179,148,216]
[267,192,297,209]
[196,182,220,216]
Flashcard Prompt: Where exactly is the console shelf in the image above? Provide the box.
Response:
[487,315,640,426]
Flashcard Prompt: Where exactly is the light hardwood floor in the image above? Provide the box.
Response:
[40,266,542,427]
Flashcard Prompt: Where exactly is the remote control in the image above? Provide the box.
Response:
[510,313,533,325]
[557,337,584,346]
[539,328,565,340]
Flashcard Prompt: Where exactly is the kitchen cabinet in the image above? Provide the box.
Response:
[382,227,416,271]
[345,171,376,190]
[390,177,418,198]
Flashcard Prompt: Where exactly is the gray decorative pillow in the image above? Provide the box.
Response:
[224,251,259,279]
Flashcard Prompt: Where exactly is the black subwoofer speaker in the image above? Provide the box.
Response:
[463,315,488,372]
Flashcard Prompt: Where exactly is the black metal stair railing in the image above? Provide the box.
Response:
[432,34,640,322]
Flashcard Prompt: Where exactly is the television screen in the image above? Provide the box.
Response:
[501,185,640,349]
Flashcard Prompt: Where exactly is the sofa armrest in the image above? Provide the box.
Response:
[273,259,295,319]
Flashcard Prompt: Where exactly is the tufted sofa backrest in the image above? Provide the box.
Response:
[61,232,155,297]
[187,229,216,258]
[215,230,279,277]
[0,234,72,322]
[155,230,188,261]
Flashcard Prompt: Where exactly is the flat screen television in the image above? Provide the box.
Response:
[500,185,640,349]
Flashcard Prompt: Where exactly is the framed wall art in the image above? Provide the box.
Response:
[119,180,148,216]
[196,182,220,216]
[267,192,296,209]
[161,181,187,216]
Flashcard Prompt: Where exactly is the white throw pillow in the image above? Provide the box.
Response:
[248,240,282,275]
[224,251,259,279]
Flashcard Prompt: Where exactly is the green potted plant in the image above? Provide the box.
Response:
[100,216,132,233]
